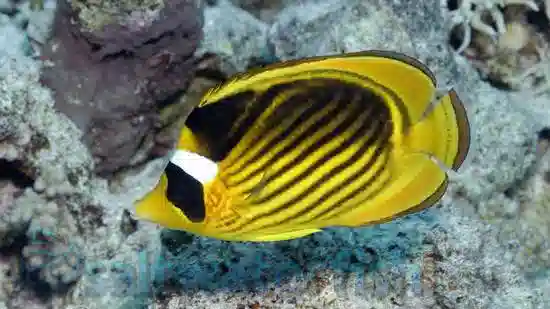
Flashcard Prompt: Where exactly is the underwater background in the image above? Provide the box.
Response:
[1,0,550,308]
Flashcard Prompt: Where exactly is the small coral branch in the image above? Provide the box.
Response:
[448,0,550,94]
[448,0,540,54]
[39,0,204,177]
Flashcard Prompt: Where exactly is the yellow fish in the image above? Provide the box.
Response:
[134,50,471,242]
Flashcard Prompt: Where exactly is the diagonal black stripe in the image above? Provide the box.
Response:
[229,83,333,173]
[251,90,367,204]
[249,102,392,231]
[227,89,394,233]
[248,109,384,229]
[222,83,297,156]
[327,167,393,222]
[322,155,390,222]
[310,124,393,222]
[227,83,350,184]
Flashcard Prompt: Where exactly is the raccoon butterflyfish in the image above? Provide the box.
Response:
[134,50,471,242]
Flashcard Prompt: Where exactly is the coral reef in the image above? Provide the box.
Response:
[226,0,290,23]
[447,0,539,54]
[448,0,550,94]
[478,128,550,275]
[0,42,93,308]
[40,0,204,177]
[68,0,165,32]
[444,0,550,279]
[0,0,549,308]
[0,3,166,308]
[199,0,270,73]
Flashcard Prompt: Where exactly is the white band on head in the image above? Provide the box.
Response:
[170,150,219,184]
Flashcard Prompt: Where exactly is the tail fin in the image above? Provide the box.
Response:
[405,88,471,171]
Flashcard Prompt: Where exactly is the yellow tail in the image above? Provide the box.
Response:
[405,89,471,171]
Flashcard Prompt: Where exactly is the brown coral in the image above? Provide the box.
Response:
[40,0,204,177]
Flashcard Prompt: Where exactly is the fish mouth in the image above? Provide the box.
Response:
[133,175,172,224]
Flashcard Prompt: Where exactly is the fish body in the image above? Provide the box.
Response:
[135,50,471,242]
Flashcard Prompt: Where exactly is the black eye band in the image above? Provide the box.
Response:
[164,162,206,223]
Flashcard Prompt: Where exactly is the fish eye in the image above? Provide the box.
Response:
[164,161,207,223]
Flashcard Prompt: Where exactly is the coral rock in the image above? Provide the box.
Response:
[40,0,204,177]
